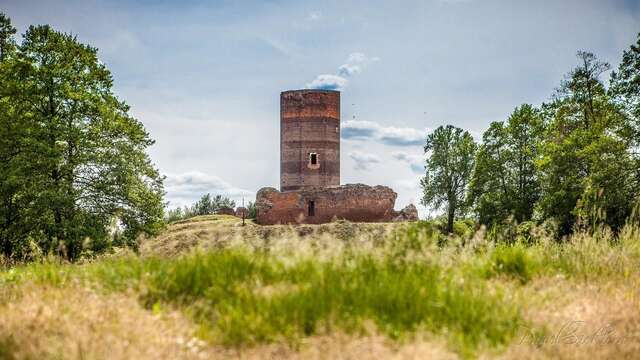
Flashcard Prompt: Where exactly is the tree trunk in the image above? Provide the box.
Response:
[447,206,455,234]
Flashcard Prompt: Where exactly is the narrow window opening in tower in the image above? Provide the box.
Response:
[310,153,317,165]
[308,200,315,216]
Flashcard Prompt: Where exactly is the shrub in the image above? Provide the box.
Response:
[486,244,541,284]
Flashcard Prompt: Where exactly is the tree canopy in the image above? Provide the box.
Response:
[422,34,640,238]
[0,14,164,260]
[538,51,636,234]
[420,125,476,233]
[165,194,237,222]
[470,104,544,226]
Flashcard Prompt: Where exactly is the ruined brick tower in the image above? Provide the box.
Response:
[255,89,418,225]
[280,90,340,191]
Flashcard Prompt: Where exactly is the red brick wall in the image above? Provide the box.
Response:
[255,184,398,225]
[280,90,340,192]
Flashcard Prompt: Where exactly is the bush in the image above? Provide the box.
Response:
[485,243,541,284]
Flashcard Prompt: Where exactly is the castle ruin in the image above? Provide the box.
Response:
[255,89,418,225]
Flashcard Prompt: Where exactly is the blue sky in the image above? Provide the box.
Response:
[3,0,639,216]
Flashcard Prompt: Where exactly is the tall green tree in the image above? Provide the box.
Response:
[421,125,477,233]
[610,32,640,201]
[165,194,237,222]
[0,13,31,256]
[0,13,16,61]
[610,32,640,142]
[470,104,544,225]
[0,19,164,260]
[192,194,236,216]
[538,51,635,235]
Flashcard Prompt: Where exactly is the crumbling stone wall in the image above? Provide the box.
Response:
[256,184,417,225]
[255,89,419,226]
[217,207,235,216]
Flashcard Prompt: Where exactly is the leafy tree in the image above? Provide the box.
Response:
[0,13,16,61]
[538,51,635,235]
[0,13,31,256]
[610,32,640,199]
[421,125,477,233]
[0,18,164,260]
[165,207,184,223]
[610,32,640,143]
[193,194,216,216]
[214,195,236,212]
[470,104,544,226]
[192,194,235,215]
[246,201,257,219]
[165,194,237,222]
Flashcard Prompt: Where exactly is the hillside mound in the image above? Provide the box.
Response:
[140,215,404,257]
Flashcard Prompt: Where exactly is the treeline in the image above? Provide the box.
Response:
[165,194,256,222]
[0,14,164,260]
[421,35,640,237]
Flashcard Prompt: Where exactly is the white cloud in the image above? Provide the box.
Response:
[306,74,349,91]
[342,120,429,146]
[337,64,361,77]
[307,52,379,90]
[337,52,379,77]
[340,52,379,77]
[340,120,380,139]
[164,171,253,209]
[348,151,381,171]
[378,126,427,146]
[392,151,424,173]
[308,11,322,21]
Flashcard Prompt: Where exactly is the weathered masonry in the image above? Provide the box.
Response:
[256,89,418,225]
[280,90,340,191]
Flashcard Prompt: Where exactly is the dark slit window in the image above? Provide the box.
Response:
[310,153,317,165]
[308,200,315,216]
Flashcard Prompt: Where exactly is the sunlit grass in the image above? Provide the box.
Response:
[1,250,521,356]
[2,220,640,358]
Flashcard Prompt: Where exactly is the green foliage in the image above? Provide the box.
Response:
[0,15,164,260]
[5,221,640,356]
[390,220,440,254]
[165,194,236,222]
[470,105,544,226]
[0,13,16,61]
[485,244,541,284]
[610,33,640,137]
[165,207,186,223]
[415,39,640,240]
[246,200,257,219]
[609,32,640,208]
[5,249,523,356]
[485,220,538,245]
[192,194,235,216]
[452,219,475,239]
[538,51,636,235]
[421,125,477,233]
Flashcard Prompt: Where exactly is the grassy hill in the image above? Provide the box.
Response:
[1,218,639,359]
[140,215,405,257]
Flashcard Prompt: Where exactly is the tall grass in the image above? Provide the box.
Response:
[1,250,522,355]
[2,220,640,357]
